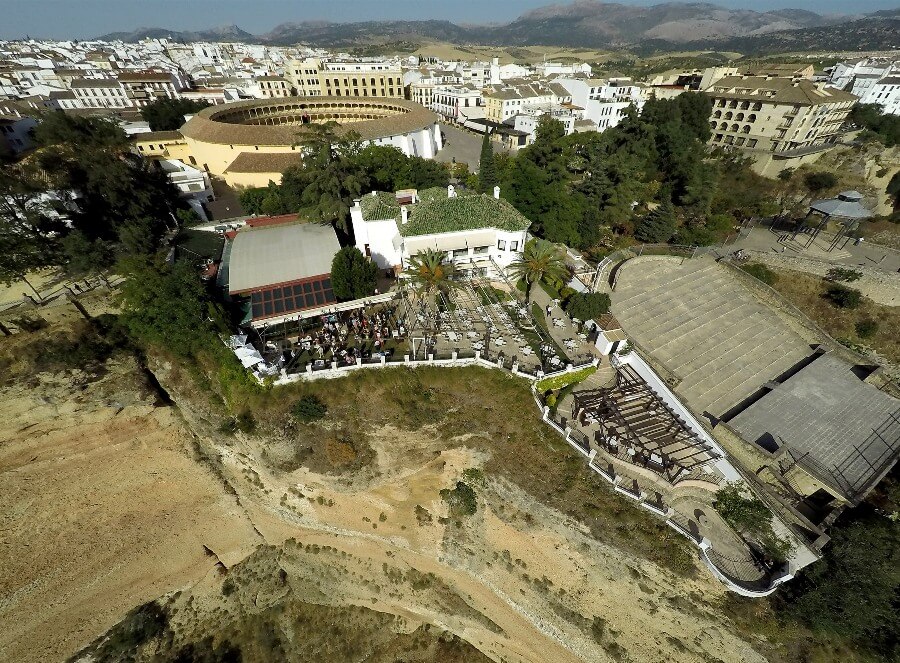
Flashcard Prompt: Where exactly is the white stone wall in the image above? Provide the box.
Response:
[350,203,402,270]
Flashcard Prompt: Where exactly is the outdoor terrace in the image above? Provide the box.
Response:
[567,363,723,484]
[244,274,599,379]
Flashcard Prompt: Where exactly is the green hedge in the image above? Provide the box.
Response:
[535,365,596,393]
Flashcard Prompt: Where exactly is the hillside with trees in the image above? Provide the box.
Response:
[497,93,775,254]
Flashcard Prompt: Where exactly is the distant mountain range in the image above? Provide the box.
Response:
[98,1,900,54]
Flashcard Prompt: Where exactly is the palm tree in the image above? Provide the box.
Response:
[510,239,568,303]
[403,248,459,302]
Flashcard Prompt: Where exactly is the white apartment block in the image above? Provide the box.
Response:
[535,61,592,78]
[255,75,291,99]
[556,77,644,131]
[70,78,133,109]
[511,106,579,145]
[829,59,900,115]
[860,76,900,116]
[431,84,483,121]
[116,70,184,107]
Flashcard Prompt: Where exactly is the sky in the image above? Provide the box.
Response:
[1,0,897,40]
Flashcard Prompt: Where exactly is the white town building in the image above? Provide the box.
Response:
[350,185,531,278]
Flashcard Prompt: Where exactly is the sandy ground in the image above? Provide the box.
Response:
[1,300,770,662]
[0,361,262,662]
[154,397,770,663]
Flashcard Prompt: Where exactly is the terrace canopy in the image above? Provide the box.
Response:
[794,190,873,251]
[572,364,721,482]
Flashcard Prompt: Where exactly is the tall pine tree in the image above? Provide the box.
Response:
[478,131,497,194]
[634,198,677,243]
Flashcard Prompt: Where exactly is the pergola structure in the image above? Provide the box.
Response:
[792,190,872,251]
[572,364,721,482]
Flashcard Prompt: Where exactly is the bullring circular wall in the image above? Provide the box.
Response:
[178,97,442,183]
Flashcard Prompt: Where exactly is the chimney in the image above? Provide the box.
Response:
[493,185,501,199]
[400,205,408,224]
[447,184,456,198]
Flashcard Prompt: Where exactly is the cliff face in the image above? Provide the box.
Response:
[0,319,262,663]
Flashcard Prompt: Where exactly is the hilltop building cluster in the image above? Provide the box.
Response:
[1,37,898,184]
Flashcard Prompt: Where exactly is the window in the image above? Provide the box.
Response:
[473,246,489,255]
[510,240,519,252]
[497,239,507,251]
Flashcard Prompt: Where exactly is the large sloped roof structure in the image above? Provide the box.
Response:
[228,222,340,294]
[809,190,872,220]
[730,355,900,503]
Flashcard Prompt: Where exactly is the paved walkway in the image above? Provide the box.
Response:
[435,123,510,172]
[528,285,599,365]
[727,223,900,274]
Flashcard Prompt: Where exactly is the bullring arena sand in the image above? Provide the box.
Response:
[0,294,770,662]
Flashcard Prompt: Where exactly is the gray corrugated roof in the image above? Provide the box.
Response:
[228,222,340,293]
[730,355,900,499]
[810,193,872,219]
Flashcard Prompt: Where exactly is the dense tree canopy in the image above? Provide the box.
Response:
[0,112,183,281]
[849,103,900,148]
[496,93,784,251]
[141,97,210,132]
[776,493,900,660]
[238,135,450,235]
[330,246,378,301]
[117,258,222,357]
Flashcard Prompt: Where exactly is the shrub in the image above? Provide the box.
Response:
[545,393,558,408]
[235,411,256,433]
[826,267,863,283]
[826,284,862,309]
[440,481,477,517]
[291,395,327,423]
[714,483,772,536]
[740,263,778,286]
[535,366,597,393]
[803,171,838,195]
[855,318,879,339]
[564,292,611,321]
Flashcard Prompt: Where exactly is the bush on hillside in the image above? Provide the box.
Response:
[826,284,862,309]
[855,318,879,339]
[291,395,328,423]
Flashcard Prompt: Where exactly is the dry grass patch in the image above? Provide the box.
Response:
[248,367,698,577]
[766,268,900,363]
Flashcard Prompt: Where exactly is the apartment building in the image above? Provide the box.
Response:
[556,76,644,131]
[707,76,856,156]
[255,75,291,99]
[116,70,184,107]
[407,71,461,107]
[431,84,483,122]
[860,76,900,116]
[287,57,404,98]
[70,78,133,109]
[483,80,571,123]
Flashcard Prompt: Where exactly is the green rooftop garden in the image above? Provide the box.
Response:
[359,191,401,221]
[359,188,531,237]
